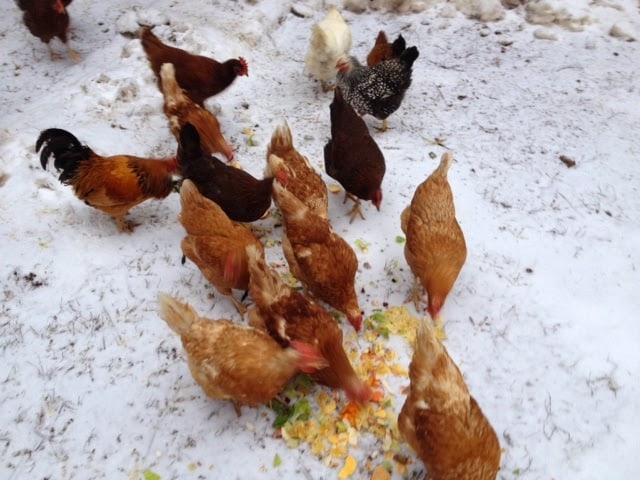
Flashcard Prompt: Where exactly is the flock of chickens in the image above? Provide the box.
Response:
[20,1,501,479]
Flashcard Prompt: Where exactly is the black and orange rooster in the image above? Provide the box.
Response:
[16,0,78,60]
[141,27,248,107]
[36,128,177,232]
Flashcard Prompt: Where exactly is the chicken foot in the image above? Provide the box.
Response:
[343,192,365,223]
[375,118,389,133]
[406,277,424,312]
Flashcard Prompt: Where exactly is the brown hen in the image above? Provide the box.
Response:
[36,128,176,232]
[161,63,234,162]
[401,152,467,318]
[266,121,328,218]
[324,87,385,222]
[271,180,362,331]
[141,27,248,107]
[179,179,263,315]
[398,320,500,479]
[366,31,406,67]
[178,124,277,223]
[17,0,78,60]
[245,245,370,403]
[158,294,327,415]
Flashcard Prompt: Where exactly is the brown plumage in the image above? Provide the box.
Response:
[324,87,385,222]
[161,63,234,162]
[158,294,327,414]
[141,27,248,107]
[366,31,406,67]
[401,152,467,318]
[178,124,276,223]
[398,320,500,479]
[271,180,362,332]
[245,244,371,403]
[36,128,176,232]
[266,122,328,218]
[179,179,264,315]
[16,0,78,60]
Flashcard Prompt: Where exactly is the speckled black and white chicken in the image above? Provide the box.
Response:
[336,45,419,131]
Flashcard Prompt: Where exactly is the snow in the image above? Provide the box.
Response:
[1,0,639,479]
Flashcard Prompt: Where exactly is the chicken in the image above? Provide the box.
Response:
[266,122,328,218]
[160,63,234,162]
[324,87,386,222]
[271,179,362,332]
[158,294,327,414]
[304,6,352,92]
[178,123,279,223]
[245,244,370,403]
[366,31,406,67]
[16,0,78,60]
[36,128,177,232]
[336,44,419,131]
[398,320,500,479]
[141,27,248,107]
[400,152,467,318]
[179,179,263,315]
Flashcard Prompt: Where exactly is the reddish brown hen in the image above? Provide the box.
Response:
[17,0,78,60]
[271,179,362,331]
[178,123,278,223]
[398,320,500,479]
[366,31,406,67]
[401,152,467,318]
[161,63,234,162]
[158,294,327,415]
[36,128,176,232]
[179,179,264,315]
[324,87,385,222]
[245,245,370,403]
[141,27,248,107]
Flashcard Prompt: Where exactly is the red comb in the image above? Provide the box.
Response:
[238,57,249,76]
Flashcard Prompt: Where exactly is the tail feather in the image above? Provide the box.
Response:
[392,34,406,57]
[401,46,419,68]
[432,152,453,179]
[158,293,199,336]
[160,62,184,102]
[140,27,164,56]
[268,122,294,156]
[177,123,203,173]
[411,319,469,413]
[246,244,282,305]
[179,179,230,235]
[36,128,93,183]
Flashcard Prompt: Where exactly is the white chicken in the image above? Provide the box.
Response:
[304,6,352,92]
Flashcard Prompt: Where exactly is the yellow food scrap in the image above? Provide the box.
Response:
[371,465,391,480]
[338,455,357,479]
[329,183,342,194]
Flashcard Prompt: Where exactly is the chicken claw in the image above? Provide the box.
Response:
[343,192,365,223]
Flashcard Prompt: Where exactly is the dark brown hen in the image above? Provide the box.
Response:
[336,45,419,131]
[141,27,248,107]
[178,124,275,223]
[323,87,385,222]
[16,0,78,60]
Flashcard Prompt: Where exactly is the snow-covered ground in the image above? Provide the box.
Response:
[1,0,639,479]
